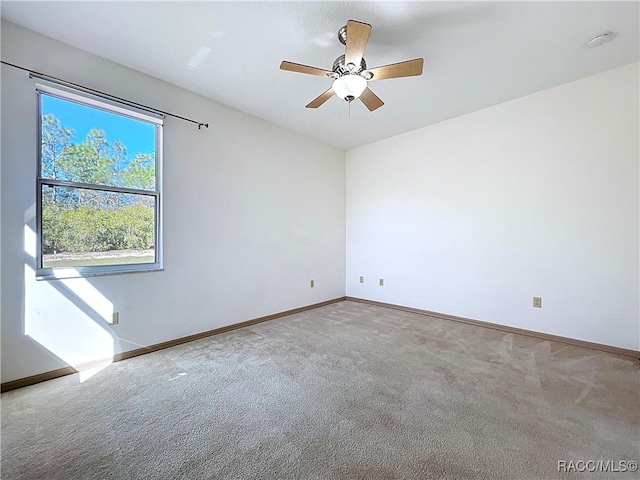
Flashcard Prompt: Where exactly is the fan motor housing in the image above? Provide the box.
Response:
[332,54,367,75]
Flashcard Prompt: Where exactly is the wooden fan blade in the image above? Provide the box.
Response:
[345,20,372,69]
[280,61,331,77]
[368,58,424,81]
[359,87,384,111]
[306,88,334,108]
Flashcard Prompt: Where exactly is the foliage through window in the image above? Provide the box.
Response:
[37,85,162,277]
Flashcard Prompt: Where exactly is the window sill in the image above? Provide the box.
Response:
[36,264,164,280]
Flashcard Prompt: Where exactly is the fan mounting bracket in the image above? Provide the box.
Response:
[338,25,348,46]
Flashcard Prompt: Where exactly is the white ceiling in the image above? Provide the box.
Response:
[2,1,638,150]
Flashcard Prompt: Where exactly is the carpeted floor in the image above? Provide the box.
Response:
[1,300,638,479]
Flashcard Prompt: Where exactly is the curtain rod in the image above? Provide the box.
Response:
[1,60,209,129]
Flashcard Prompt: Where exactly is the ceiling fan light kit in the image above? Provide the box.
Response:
[332,74,367,102]
[280,20,424,111]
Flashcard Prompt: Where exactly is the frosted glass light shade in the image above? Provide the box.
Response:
[332,74,367,101]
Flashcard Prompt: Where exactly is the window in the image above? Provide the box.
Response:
[36,84,163,278]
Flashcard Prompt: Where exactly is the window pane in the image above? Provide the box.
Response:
[41,185,156,269]
[40,94,156,190]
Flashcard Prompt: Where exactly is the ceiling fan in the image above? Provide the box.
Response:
[280,20,423,111]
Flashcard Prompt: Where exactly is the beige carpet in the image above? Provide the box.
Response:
[1,300,638,479]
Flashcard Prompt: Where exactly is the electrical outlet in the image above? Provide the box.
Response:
[533,297,542,308]
[112,312,119,324]
[359,276,364,283]
[310,280,314,288]
[379,278,384,287]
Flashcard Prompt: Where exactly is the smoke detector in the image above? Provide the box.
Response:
[587,31,613,48]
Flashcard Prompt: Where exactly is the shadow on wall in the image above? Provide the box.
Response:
[22,204,117,382]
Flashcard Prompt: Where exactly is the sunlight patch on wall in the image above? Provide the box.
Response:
[60,274,114,323]
[23,224,36,258]
[23,221,116,382]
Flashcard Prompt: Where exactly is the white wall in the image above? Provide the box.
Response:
[1,21,346,383]
[346,62,639,351]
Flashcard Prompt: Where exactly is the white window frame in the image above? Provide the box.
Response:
[35,83,163,279]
